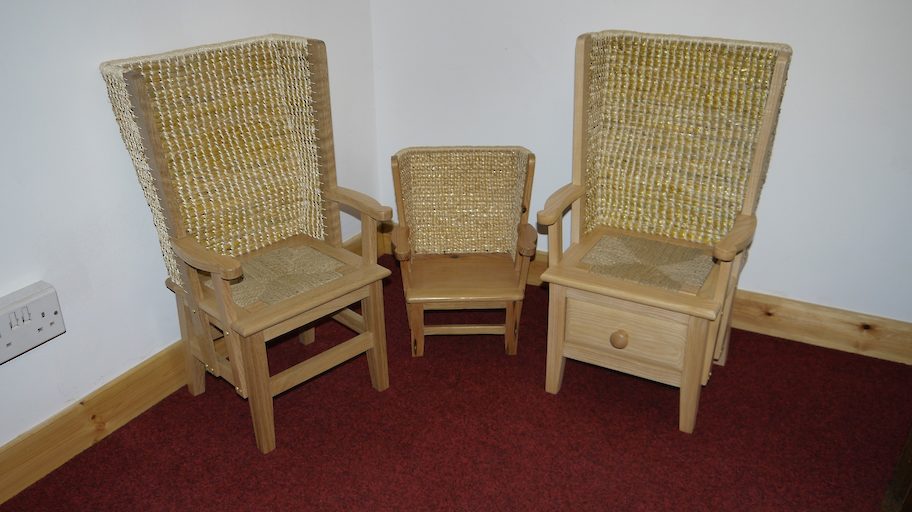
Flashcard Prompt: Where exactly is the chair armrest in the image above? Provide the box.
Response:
[713,214,757,261]
[536,183,583,267]
[537,184,584,226]
[517,223,538,257]
[325,186,393,222]
[391,225,412,261]
[173,237,242,279]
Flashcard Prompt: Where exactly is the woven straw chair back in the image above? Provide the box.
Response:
[101,35,337,287]
[394,147,531,257]
[580,31,791,245]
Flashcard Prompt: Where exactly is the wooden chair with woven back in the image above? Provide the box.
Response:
[537,31,791,432]
[390,147,537,356]
[100,35,392,453]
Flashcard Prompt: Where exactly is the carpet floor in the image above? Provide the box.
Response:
[3,256,910,511]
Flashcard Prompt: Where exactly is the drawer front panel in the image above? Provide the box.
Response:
[563,289,689,386]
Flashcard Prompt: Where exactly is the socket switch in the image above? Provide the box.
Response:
[0,281,66,364]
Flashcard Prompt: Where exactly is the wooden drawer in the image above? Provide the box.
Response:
[563,288,689,387]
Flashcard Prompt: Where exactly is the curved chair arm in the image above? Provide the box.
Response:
[391,225,412,261]
[537,183,585,226]
[537,183,584,266]
[713,214,757,261]
[173,237,243,279]
[325,186,393,222]
[326,186,392,263]
[517,223,538,258]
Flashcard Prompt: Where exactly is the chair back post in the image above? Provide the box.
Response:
[520,152,536,227]
[307,40,343,248]
[515,152,536,273]
[570,34,592,245]
[390,154,408,240]
[743,51,793,216]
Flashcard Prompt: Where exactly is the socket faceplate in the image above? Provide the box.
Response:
[0,281,66,364]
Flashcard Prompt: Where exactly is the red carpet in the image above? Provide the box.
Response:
[3,256,910,511]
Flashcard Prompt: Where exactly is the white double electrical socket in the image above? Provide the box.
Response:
[0,281,66,364]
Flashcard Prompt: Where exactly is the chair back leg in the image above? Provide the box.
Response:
[713,254,745,366]
[176,295,206,396]
[298,327,316,345]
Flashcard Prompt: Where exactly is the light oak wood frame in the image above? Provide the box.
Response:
[537,32,791,433]
[390,147,537,357]
[119,38,392,454]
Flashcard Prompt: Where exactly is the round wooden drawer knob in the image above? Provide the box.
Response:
[609,330,629,349]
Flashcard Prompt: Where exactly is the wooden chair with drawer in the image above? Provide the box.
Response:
[100,35,392,453]
[390,147,537,356]
[537,30,791,432]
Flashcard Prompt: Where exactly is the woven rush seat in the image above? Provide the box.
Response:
[216,245,343,308]
[581,234,714,294]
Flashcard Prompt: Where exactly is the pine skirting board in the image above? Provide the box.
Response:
[731,290,912,365]
[0,341,186,503]
[1,242,909,504]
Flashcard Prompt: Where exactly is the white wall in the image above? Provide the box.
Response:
[0,0,379,446]
[2,0,910,448]
[371,0,912,321]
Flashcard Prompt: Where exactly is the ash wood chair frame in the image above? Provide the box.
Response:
[390,147,537,356]
[537,31,791,432]
[101,35,391,453]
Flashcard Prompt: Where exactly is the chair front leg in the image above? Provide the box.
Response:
[505,301,521,355]
[363,281,389,391]
[545,285,568,393]
[680,316,710,433]
[239,332,276,453]
[407,303,425,357]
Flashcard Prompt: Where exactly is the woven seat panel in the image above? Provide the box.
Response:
[101,36,325,287]
[581,234,714,293]
[223,245,343,308]
[397,148,528,256]
[584,32,783,245]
